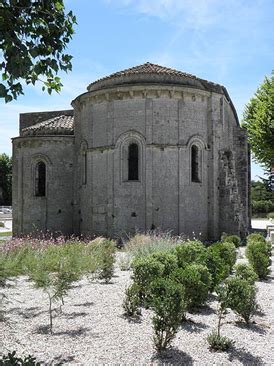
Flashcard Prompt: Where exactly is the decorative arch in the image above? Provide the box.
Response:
[187,135,206,184]
[31,154,51,197]
[115,130,146,183]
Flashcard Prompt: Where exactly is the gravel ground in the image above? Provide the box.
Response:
[1,249,274,365]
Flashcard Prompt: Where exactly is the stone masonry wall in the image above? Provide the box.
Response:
[72,85,244,240]
[12,136,74,236]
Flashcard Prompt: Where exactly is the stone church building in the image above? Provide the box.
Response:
[12,63,250,240]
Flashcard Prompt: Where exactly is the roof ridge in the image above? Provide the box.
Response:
[87,62,224,91]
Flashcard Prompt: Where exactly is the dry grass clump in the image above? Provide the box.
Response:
[124,231,185,260]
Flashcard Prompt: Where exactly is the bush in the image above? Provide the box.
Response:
[221,234,241,248]
[246,240,271,279]
[267,212,274,219]
[123,283,141,317]
[207,331,231,351]
[0,351,40,365]
[150,252,178,276]
[172,264,211,310]
[97,240,116,283]
[0,252,18,286]
[223,277,258,324]
[203,248,230,290]
[246,233,265,244]
[210,242,237,272]
[234,263,258,284]
[132,257,165,304]
[0,222,4,228]
[175,240,206,269]
[149,278,185,351]
[252,200,274,215]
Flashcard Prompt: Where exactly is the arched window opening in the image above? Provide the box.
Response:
[35,161,46,196]
[128,143,139,180]
[82,151,87,185]
[191,145,201,183]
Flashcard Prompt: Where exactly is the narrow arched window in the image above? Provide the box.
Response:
[128,143,139,180]
[35,161,46,196]
[191,145,200,183]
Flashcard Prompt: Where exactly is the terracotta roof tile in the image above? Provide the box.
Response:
[22,115,74,136]
[87,62,223,92]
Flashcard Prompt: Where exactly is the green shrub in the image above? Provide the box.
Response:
[150,252,178,276]
[221,234,241,248]
[246,233,265,244]
[132,257,165,303]
[172,264,211,310]
[97,240,116,283]
[123,283,141,317]
[175,240,206,269]
[267,212,274,219]
[223,277,258,324]
[207,331,231,351]
[210,242,237,271]
[246,240,271,279]
[0,351,40,365]
[84,238,116,282]
[252,200,274,215]
[203,248,230,290]
[0,222,4,228]
[149,278,185,351]
[234,263,258,284]
[0,253,17,286]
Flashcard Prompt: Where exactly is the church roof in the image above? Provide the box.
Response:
[21,115,74,136]
[87,62,224,94]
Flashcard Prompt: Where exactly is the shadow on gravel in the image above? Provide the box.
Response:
[35,325,51,334]
[48,354,75,365]
[183,319,209,333]
[17,309,47,319]
[235,321,268,335]
[198,305,217,316]
[120,314,142,324]
[73,301,94,307]
[27,306,40,311]
[65,311,88,319]
[228,345,264,365]
[255,308,266,317]
[35,325,91,337]
[53,327,90,338]
[152,348,193,365]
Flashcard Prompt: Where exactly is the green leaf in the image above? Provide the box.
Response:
[0,1,77,101]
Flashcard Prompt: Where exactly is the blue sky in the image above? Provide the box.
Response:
[0,0,273,180]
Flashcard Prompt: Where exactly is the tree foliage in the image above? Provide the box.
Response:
[251,180,274,216]
[242,72,274,171]
[0,0,77,102]
[0,153,12,205]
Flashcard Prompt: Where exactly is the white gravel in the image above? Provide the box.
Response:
[1,249,274,365]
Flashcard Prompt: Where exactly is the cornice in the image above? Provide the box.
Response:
[71,84,212,109]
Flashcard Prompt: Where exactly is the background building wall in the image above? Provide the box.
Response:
[12,136,74,236]
[13,82,250,240]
